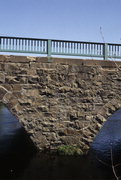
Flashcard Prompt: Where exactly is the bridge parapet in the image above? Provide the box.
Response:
[1,36,121,60]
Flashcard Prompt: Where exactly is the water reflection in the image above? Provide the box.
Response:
[18,153,115,180]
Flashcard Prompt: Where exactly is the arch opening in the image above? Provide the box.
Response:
[0,103,37,179]
[91,108,121,165]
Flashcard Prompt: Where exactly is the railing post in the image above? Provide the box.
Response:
[47,39,52,62]
[103,43,108,60]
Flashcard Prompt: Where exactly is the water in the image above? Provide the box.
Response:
[0,104,121,180]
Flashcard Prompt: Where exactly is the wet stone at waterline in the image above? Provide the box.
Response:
[91,108,121,164]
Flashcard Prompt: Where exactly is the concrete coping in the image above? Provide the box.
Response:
[0,55,121,68]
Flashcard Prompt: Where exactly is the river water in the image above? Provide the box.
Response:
[0,104,121,180]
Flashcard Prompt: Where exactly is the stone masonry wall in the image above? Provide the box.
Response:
[0,55,121,153]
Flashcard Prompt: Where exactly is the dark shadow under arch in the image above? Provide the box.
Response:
[91,108,121,165]
[0,103,37,179]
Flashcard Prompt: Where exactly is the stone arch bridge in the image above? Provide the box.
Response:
[0,55,121,153]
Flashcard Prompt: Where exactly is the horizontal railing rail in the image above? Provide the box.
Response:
[0,36,47,54]
[0,36,121,60]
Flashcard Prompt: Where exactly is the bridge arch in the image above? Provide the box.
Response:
[0,84,49,151]
[82,96,121,151]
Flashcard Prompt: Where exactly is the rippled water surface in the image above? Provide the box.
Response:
[0,104,121,180]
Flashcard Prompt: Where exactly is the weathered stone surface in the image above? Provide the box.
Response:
[0,86,8,100]
[0,55,121,154]
[0,73,5,83]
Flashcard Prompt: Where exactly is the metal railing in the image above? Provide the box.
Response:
[0,36,121,60]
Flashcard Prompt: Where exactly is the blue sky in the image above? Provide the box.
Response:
[0,0,121,43]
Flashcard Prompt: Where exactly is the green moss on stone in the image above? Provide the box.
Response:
[57,145,83,156]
